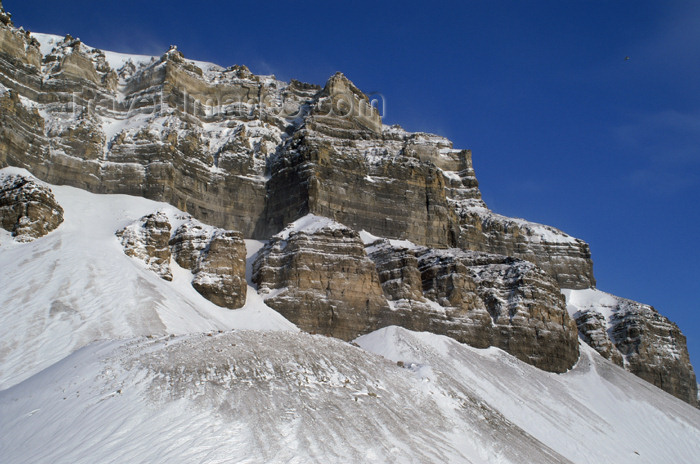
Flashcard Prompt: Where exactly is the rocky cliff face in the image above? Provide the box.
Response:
[266,73,595,290]
[565,289,698,406]
[117,212,247,309]
[252,217,390,341]
[0,8,696,405]
[0,171,63,241]
[254,216,578,373]
[456,208,595,290]
[0,17,593,290]
[367,238,579,372]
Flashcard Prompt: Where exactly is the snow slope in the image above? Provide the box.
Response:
[1,169,700,463]
[358,327,700,464]
[1,328,699,464]
[0,167,294,390]
[0,331,565,464]
[562,287,620,326]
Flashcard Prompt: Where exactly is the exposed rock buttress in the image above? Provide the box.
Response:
[368,239,580,373]
[0,172,63,242]
[116,213,247,308]
[565,289,698,406]
[254,217,579,373]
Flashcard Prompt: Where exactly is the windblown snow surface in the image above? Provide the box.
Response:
[1,169,699,463]
[0,167,294,390]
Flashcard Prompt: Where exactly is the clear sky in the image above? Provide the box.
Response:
[6,0,699,371]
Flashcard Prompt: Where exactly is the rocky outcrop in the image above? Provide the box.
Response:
[455,208,595,289]
[565,289,698,406]
[263,72,594,289]
[0,25,318,236]
[0,2,11,27]
[116,213,247,308]
[170,221,247,309]
[254,217,578,372]
[264,118,465,249]
[116,212,173,280]
[572,310,624,366]
[612,304,697,406]
[367,239,580,373]
[252,216,389,340]
[0,172,63,241]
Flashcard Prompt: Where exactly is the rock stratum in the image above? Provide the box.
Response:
[0,4,696,407]
[0,19,592,290]
[252,217,578,373]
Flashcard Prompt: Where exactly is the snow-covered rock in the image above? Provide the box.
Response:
[253,218,577,372]
[368,239,579,373]
[564,288,698,406]
[116,211,173,280]
[170,220,247,309]
[116,213,248,308]
[0,15,595,290]
[0,171,63,242]
[253,215,390,341]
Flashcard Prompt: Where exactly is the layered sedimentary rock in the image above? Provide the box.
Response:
[367,238,579,372]
[265,103,464,248]
[565,289,698,406]
[252,217,389,341]
[116,212,173,280]
[170,221,247,309]
[0,15,594,289]
[116,212,247,308]
[0,172,63,241]
[264,72,595,289]
[0,26,318,236]
[573,310,624,366]
[254,217,578,372]
[456,208,595,289]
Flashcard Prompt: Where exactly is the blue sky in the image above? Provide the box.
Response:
[6,0,700,370]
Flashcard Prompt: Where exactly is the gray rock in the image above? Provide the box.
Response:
[0,172,63,241]
[368,240,580,373]
[254,221,578,373]
[116,212,173,280]
[565,289,698,406]
[456,208,596,289]
[170,221,247,309]
[0,19,595,289]
[573,310,624,366]
[611,300,698,406]
[253,220,389,340]
[116,213,247,308]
